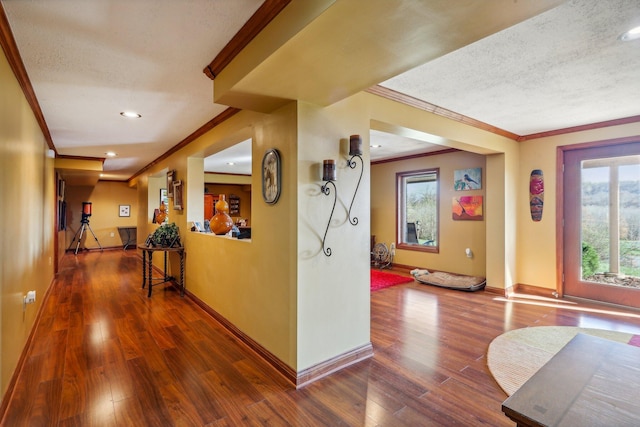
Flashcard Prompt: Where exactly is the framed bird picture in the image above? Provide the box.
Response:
[454,168,482,191]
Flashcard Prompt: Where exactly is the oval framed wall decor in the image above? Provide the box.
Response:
[262,148,281,204]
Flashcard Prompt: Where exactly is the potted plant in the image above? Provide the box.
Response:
[151,222,181,247]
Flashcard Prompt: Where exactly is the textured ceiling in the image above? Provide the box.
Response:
[2,0,640,180]
[2,0,263,180]
[381,0,640,136]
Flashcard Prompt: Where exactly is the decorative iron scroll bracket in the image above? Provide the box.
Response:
[321,180,337,257]
[347,154,363,226]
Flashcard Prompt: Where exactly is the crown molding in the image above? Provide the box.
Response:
[367,85,520,141]
[203,0,291,80]
[518,115,640,141]
[0,3,55,153]
[369,85,640,143]
[129,107,241,181]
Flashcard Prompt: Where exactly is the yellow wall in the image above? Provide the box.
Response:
[64,181,138,250]
[371,151,486,277]
[205,173,251,185]
[131,98,376,371]
[366,93,640,294]
[0,48,55,395]
[517,123,640,293]
[365,92,519,289]
[129,106,304,365]
[137,174,156,247]
[127,90,527,373]
[295,99,372,368]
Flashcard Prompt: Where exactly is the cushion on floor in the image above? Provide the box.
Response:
[411,269,486,292]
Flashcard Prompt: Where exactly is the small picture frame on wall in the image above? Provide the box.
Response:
[454,168,482,191]
[119,205,131,217]
[173,180,183,210]
[262,148,281,204]
[452,196,483,220]
[167,170,175,198]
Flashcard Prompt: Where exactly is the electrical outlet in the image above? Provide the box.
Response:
[110,232,115,237]
[25,290,36,304]
[23,290,36,312]
[390,243,395,256]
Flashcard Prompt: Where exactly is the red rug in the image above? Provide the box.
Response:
[371,269,413,291]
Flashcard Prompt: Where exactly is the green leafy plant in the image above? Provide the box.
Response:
[582,242,599,277]
[151,222,180,247]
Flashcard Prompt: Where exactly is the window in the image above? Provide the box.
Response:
[397,168,439,252]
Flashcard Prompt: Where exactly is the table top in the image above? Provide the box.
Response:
[137,244,184,252]
[502,333,640,426]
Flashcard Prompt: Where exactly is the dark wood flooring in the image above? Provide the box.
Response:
[3,250,640,426]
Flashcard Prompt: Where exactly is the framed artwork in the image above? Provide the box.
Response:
[454,167,482,190]
[262,148,281,204]
[119,205,131,217]
[58,178,65,200]
[173,180,183,210]
[452,196,483,220]
[167,170,175,198]
[58,200,66,231]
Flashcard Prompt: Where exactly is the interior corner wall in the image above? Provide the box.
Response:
[364,92,519,290]
[187,157,204,223]
[137,174,155,247]
[64,181,138,250]
[516,123,640,292]
[136,107,298,369]
[296,99,372,370]
[0,47,55,397]
[485,154,507,289]
[371,150,487,277]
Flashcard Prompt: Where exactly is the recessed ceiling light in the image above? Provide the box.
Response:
[619,25,640,41]
[370,144,382,148]
[120,111,141,118]
[105,151,117,157]
[227,162,235,166]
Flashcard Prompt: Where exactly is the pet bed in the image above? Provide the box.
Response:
[410,269,486,292]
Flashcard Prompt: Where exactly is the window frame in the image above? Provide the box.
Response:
[396,168,440,253]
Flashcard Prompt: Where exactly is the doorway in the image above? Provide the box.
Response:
[562,140,640,307]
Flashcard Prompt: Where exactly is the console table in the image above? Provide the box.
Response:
[502,333,640,426]
[117,226,137,249]
[138,244,185,297]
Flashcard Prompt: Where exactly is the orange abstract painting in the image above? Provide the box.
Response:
[452,196,483,220]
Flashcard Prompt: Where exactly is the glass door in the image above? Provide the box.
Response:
[563,142,640,307]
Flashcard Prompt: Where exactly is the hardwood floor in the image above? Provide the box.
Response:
[3,250,640,426]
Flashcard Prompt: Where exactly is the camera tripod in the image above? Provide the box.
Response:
[68,215,103,255]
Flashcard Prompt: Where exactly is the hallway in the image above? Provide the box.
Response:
[3,250,640,426]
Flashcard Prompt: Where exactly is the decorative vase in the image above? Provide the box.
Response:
[210,195,234,235]
[154,201,167,224]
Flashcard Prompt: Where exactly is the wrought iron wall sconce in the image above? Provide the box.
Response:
[321,159,337,256]
[347,134,363,226]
